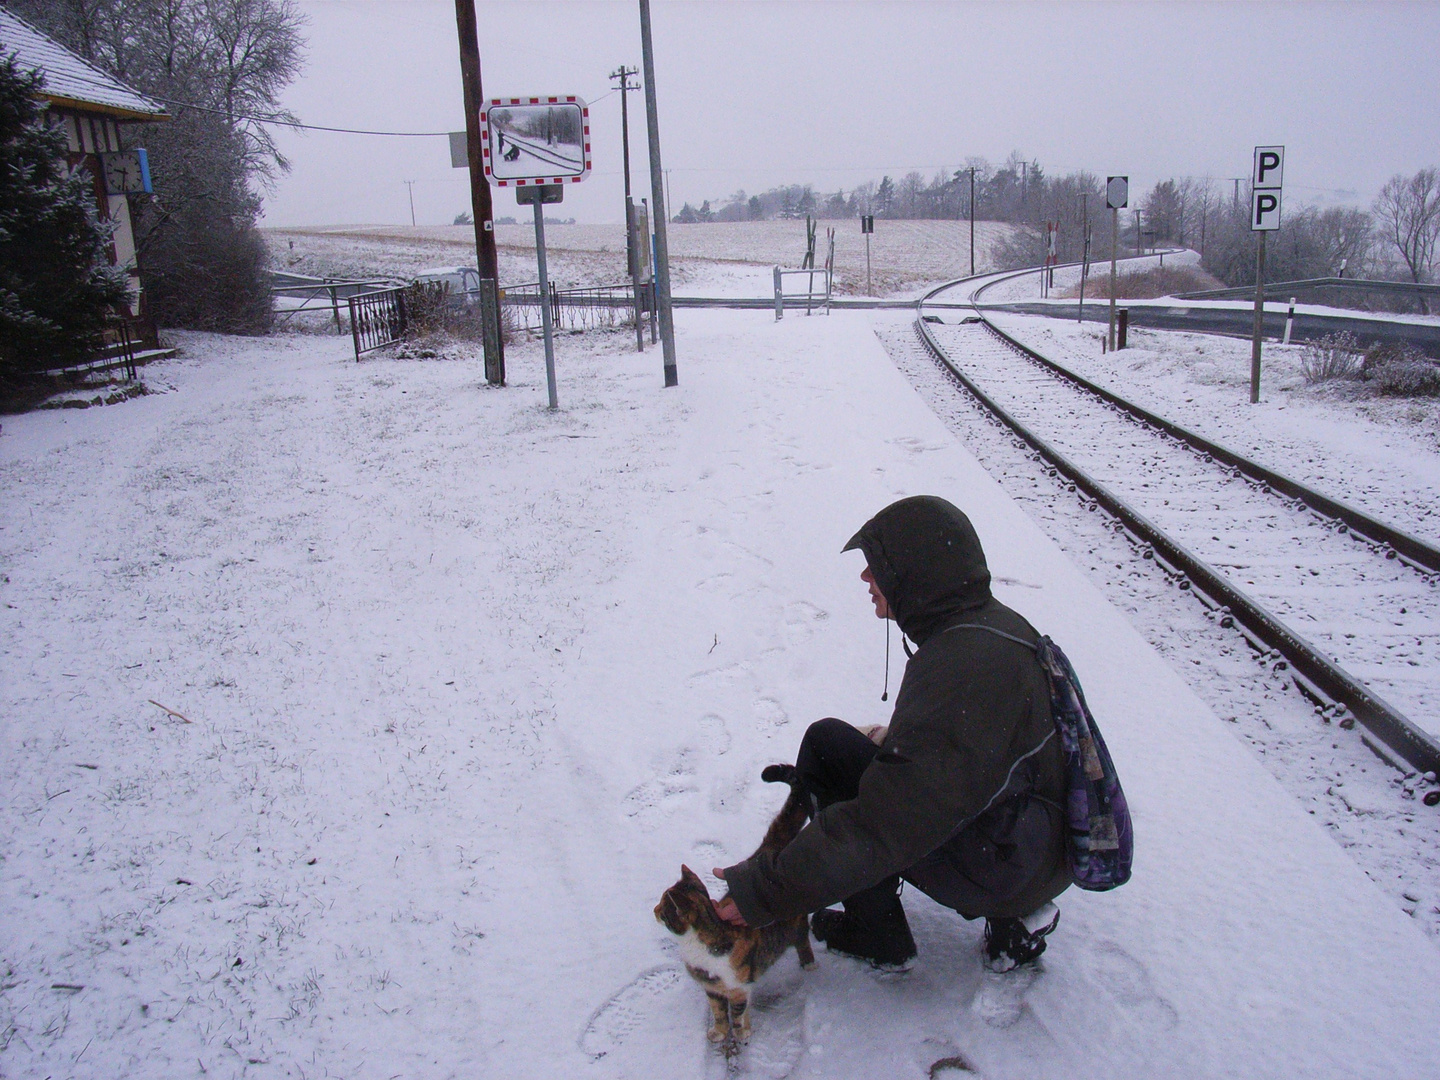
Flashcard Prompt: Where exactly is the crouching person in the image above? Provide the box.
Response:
[714,496,1069,972]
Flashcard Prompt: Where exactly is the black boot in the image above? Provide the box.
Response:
[811,879,917,970]
[983,903,1059,972]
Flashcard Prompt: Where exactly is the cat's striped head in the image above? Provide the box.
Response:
[654,865,711,935]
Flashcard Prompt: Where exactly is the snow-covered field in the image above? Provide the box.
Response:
[265,219,1017,298]
[4,306,1440,1078]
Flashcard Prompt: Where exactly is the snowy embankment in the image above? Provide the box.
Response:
[2,311,1439,1078]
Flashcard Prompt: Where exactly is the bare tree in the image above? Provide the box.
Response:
[1141,180,1184,243]
[13,0,306,331]
[1374,167,1440,313]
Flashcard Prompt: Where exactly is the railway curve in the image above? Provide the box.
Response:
[915,273,1440,776]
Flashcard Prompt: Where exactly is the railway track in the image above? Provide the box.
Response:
[914,274,1440,776]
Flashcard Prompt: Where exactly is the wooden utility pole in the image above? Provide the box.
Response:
[404,180,417,226]
[611,64,644,353]
[1077,192,1089,324]
[639,0,677,387]
[454,0,504,384]
[969,166,976,276]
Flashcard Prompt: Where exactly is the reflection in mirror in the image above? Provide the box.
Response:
[488,103,585,180]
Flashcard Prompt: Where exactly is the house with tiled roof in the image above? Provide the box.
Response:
[1,6,170,353]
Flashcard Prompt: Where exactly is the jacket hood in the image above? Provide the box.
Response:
[843,495,992,645]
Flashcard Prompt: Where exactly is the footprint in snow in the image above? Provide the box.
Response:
[698,713,731,755]
[970,964,1039,1028]
[753,698,788,728]
[715,970,809,1080]
[781,600,829,644]
[579,966,685,1059]
[1088,940,1178,1030]
[623,772,698,826]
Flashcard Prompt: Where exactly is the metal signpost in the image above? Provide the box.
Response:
[639,0,678,388]
[518,184,564,408]
[968,166,976,276]
[1249,145,1284,403]
[1106,176,1128,351]
[861,214,874,295]
[479,96,592,409]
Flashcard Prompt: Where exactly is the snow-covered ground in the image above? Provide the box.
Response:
[4,309,1440,1078]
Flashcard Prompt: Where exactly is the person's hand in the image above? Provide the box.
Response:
[859,724,888,745]
[711,868,747,926]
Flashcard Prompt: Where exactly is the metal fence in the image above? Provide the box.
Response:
[502,282,644,334]
[271,273,401,334]
[347,288,408,359]
[772,266,833,318]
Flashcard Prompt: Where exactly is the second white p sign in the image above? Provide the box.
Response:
[1251,188,1282,231]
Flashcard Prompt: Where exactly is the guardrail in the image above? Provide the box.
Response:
[1175,276,1440,302]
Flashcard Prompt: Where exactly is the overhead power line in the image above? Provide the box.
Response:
[147,94,449,136]
[147,84,619,138]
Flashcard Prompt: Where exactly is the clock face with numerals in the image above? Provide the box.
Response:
[101,150,146,194]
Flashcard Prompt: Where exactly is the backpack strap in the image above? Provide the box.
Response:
[943,623,1040,653]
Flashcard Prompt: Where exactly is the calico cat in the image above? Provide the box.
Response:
[654,764,817,1047]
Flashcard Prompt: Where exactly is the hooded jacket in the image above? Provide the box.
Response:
[723,496,1070,924]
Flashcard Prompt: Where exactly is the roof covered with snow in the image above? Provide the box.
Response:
[0,7,168,121]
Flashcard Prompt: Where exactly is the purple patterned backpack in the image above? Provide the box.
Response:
[951,625,1133,891]
[1033,636,1133,890]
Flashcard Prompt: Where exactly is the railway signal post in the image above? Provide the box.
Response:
[861,214,874,294]
[969,166,976,276]
[1106,176,1127,351]
[1250,146,1284,403]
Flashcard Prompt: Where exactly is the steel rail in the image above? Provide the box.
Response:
[964,276,1440,575]
[914,276,1440,776]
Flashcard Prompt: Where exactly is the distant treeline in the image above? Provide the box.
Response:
[674,154,1440,312]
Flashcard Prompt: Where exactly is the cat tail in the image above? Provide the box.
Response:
[760,763,799,787]
[757,764,813,854]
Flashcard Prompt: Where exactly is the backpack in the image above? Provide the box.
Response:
[950,625,1134,891]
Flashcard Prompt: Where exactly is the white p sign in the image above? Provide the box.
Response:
[1251,144,1284,232]
[1253,146,1284,189]
[1251,188,1282,231]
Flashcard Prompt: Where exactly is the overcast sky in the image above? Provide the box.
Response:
[260,1,1440,228]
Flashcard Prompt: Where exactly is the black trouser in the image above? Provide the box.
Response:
[795,717,903,922]
[797,717,1066,922]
